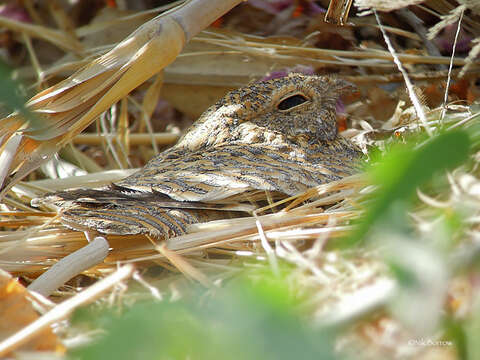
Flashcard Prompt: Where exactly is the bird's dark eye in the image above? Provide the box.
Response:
[277,94,309,110]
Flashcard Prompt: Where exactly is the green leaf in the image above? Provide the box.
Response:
[443,317,467,360]
[0,60,41,128]
[0,62,26,111]
[345,130,471,246]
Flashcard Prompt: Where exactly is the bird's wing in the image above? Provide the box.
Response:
[116,141,358,202]
[34,140,360,237]
[34,187,253,237]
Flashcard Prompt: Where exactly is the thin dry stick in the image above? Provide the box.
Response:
[0,264,135,357]
[132,272,163,300]
[194,35,471,66]
[155,242,213,287]
[374,10,432,137]
[442,10,465,121]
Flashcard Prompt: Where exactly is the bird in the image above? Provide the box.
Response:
[33,73,362,239]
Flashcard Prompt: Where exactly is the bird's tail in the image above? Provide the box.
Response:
[32,187,247,238]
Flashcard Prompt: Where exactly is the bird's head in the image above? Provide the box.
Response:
[175,73,356,150]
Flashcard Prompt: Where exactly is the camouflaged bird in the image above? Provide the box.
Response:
[34,73,362,238]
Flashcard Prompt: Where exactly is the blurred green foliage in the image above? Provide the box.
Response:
[466,302,480,360]
[444,317,467,360]
[0,60,46,132]
[348,130,471,246]
[71,273,338,360]
[337,129,473,356]
[0,60,29,116]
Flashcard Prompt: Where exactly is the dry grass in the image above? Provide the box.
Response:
[0,0,480,359]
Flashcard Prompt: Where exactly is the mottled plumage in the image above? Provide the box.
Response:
[35,74,362,238]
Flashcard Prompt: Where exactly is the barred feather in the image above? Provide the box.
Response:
[35,74,362,238]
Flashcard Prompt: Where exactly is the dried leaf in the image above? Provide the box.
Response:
[0,269,63,356]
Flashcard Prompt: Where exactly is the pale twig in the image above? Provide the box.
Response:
[28,237,110,297]
[277,240,330,283]
[0,264,134,357]
[132,272,163,301]
[374,10,432,136]
[255,217,280,277]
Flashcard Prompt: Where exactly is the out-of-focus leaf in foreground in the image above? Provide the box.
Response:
[336,130,472,337]
[349,130,471,246]
[0,61,29,118]
[466,300,480,360]
[71,274,338,360]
